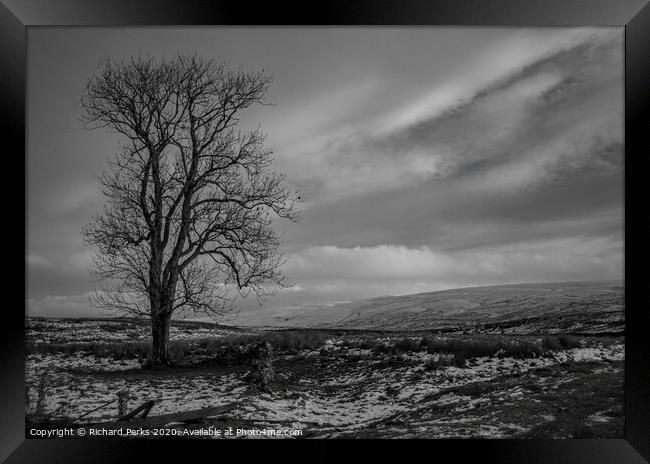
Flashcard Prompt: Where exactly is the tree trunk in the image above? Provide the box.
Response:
[151,311,171,367]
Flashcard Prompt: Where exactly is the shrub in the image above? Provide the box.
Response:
[394,338,421,352]
[353,339,377,350]
[542,336,563,351]
[215,330,331,353]
[541,334,581,351]
[346,352,372,362]
[453,351,466,367]
[319,347,333,357]
[371,337,421,356]
[557,334,582,349]
[503,340,543,359]
[424,358,444,371]
[25,372,72,427]
[27,341,152,359]
[168,344,190,361]
[33,373,49,418]
[371,342,391,356]
[26,375,77,430]
[385,385,400,397]
[117,390,133,418]
[418,336,543,360]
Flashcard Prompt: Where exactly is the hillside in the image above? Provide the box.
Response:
[234,281,624,334]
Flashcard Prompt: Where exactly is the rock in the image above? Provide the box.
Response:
[244,341,276,392]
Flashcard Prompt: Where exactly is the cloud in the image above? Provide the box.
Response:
[279,167,623,257]
[282,237,622,292]
[27,254,54,269]
[368,28,598,136]
[232,234,623,312]
[27,252,96,298]
[27,28,625,317]
[29,233,623,317]
[27,293,109,318]
[66,251,94,270]
[40,180,102,216]
[282,29,622,205]
[27,291,149,318]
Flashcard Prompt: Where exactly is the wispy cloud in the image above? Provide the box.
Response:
[27,254,54,269]
[283,236,622,286]
[281,29,622,205]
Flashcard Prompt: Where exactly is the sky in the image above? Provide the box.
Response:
[26,27,624,318]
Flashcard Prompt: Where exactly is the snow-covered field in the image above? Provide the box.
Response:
[215,342,623,438]
[26,317,253,344]
[25,318,624,438]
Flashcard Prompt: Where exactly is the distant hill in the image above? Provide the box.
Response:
[234,281,624,334]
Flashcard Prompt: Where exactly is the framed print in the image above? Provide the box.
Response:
[3,0,649,462]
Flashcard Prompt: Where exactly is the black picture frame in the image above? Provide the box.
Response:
[3,0,648,461]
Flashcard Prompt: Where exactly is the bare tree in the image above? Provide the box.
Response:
[81,55,300,367]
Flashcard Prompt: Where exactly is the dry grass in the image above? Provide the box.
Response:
[26,331,582,369]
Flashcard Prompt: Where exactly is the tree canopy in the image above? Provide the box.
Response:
[81,55,300,327]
